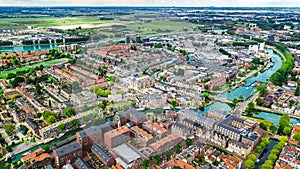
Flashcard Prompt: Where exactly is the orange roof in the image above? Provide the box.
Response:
[105,126,129,138]
[161,158,195,169]
[21,148,43,162]
[31,153,51,163]
[131,126,153,140]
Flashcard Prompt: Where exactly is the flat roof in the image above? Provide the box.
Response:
[112,144,141,165]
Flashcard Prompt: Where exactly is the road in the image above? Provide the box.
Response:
[232,92,259,116]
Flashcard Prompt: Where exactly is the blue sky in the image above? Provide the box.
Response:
[0,0,299,7]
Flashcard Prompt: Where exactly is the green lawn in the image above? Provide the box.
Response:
[0,58,70,79]
[125,21,196,34]
[0,17,117,29]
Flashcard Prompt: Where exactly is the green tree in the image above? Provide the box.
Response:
[4,124,15,136]
[248,154,257,161]
[268,153,277,162]
[63,107,75,117]
[256,97,263,106]
[176,144,182,153]
[154,154,162,165]
[293,133,300,142]
[167,150,171,160]
[232,98,239,105]
[248,102,255,109]
[70,119,78,127]
[269,124,278,133]
[283,126,292,135]
[257,84,268,96]
[142,159,149,169]
[252,57,261,64]
[44,144,51,153]
[170,99,177,109]
[185,138,192,147]
[256,145,262,153]
[245,159,255,169]
[45,115,56,124]
[58,124,66,131]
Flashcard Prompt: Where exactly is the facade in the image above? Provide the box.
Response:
[130,126,154,146]
[114,109,146,127]
[227,140,251,157]
[104,126,130,148]
[215,115,245,141]
[52,141,82,167]
[178,109,216,129]
[171,122,193,138]
[150,134,182,154]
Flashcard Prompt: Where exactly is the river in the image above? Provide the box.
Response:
[0,44,58,54]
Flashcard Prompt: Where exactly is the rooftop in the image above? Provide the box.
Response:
[75,158,92,169]
[112,143,141,165]
[54,141,81,157]
[91,143,113,163]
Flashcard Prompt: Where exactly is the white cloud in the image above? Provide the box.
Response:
[0,0,299,7]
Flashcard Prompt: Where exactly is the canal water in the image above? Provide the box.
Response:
[0,44,58,54]
[219,49,282,100]
[204,48,300,125]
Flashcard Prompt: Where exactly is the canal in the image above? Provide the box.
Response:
[0,44,58,54]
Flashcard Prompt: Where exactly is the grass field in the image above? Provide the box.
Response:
[0,58,70,79]
[0,17,117,29]
[125,21,196,34]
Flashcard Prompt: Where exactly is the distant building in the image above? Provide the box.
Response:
[136,36,141,43]
[131,76,155,89]
[142,38,150,43]
[70,44,78,51]
[91,143,116,167]
[178,109,216,129]
[171,122,193,139]
[126,35,130,44]
[57,45,68,52]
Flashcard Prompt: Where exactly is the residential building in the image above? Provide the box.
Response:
[178,109,216,129]
[114,109,146,127]
[171,122,193,138]
[91,143,116,167]
[142,121,168,138]
[75,158,91,169]
[217,153,242,169]
[130,126,154,146]
[25,119,39,134]
[104,126,130,148]
[52,141,82,167]
[131,76,155,89]
[150,134,182,154]
[275,144,300,169]
[227,140,251,157]
[76,123,112,151]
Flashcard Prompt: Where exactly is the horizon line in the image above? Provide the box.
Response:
[0,6,299,8]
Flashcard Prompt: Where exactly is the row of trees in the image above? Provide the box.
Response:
[91,86,111,97]
[255,136,270,153]
[259,136,288,169]
[269,44,295,86]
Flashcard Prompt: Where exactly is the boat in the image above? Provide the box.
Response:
[44,137,54,143]
[246,87,249,89]
[22,151,31,157]
[56,133,65,139]
[80,124,86,128]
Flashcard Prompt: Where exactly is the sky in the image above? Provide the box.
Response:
[0,0,300,7]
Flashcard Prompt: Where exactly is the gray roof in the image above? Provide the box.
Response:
[91,143,113,163]
[25,119,39,130]
[173,122,192,133]
[180,109,216,126]
[119,109,145,120]
[54,141,81,157]
[216,115,245,135]
[78,123,112,138]
[75,158,91,169]
[229,140,251,149]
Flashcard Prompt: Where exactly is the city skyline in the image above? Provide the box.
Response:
[1,0,300,7]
